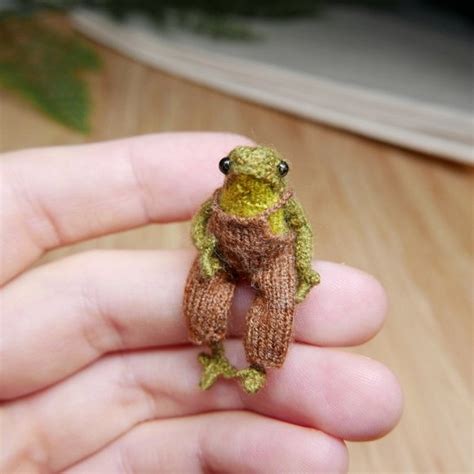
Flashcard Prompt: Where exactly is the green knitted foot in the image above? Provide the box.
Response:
[197,344,267,393]
[237,365,266,394]
[198,343,237,390]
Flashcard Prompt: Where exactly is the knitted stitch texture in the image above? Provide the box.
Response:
[185,189,296,368]
[183,145,319,393]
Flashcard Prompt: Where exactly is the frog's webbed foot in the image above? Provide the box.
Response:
[197,344,267,393]
[198,342,237,390]
[236,365,266,394]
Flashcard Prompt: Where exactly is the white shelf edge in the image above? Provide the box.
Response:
[71,10,474,165]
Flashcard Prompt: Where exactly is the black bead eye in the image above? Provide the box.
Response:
[278,161,289,176]
[219,157,231,174]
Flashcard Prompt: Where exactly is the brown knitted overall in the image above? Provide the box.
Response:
[184,189,297,368]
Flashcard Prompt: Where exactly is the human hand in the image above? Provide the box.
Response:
[0,133,402,473]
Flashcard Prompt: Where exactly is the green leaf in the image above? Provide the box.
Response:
[0,17,101,132]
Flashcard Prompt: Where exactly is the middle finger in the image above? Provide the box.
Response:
[0,249,387,399]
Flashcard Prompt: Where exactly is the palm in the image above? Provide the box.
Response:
[0,133,402,473]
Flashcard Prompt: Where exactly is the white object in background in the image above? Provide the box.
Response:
[71,9,473,164]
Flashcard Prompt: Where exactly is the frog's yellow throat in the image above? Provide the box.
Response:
[219,174,288,234]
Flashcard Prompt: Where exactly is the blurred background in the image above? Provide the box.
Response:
[0,1,472,472]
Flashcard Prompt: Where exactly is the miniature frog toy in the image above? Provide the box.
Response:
[183,145,319,393]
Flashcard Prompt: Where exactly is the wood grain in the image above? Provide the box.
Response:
[0,33,472,474]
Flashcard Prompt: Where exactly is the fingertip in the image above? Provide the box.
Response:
[253,344,403,442]
[344,264,388,344]
[296,261,388,346]
[363,360,403,440]
[333,354,404,441]
[142,132,255,220]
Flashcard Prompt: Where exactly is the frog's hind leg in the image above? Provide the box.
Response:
[184,258,235,345]
[244,249,297,374]
[183,258,236,389]
[198,341,238,390]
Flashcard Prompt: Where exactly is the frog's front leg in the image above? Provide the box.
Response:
[285,197,320,303]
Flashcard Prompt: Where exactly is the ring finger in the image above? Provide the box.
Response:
[3,341,402,472]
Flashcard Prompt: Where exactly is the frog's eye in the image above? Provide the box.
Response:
[278,161,289,177]
[219,157,231,175]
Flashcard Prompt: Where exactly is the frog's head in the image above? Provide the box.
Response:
[219,145,289,192]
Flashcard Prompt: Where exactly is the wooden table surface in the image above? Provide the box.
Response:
[1,35,472,473]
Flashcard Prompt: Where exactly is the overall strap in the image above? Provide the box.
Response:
[261,189,294,218]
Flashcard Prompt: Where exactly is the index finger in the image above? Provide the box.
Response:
[0,132,252,284]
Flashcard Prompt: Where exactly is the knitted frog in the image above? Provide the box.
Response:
[183,145,320,393]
